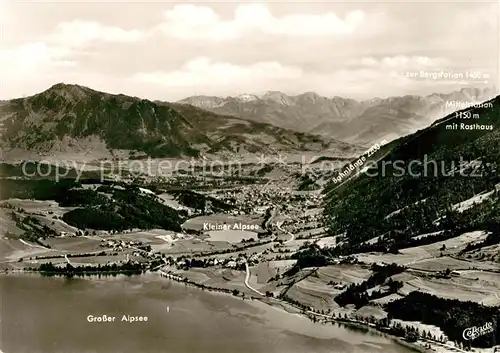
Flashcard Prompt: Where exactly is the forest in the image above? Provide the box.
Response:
[386,292,499,348]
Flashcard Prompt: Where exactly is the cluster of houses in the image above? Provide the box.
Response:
[210,184,321,216]
[100,239,143,251]
[166,253,260,270]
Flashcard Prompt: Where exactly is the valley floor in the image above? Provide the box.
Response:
[1,160,499,353]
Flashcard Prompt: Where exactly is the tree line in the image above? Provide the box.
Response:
[386,291,499,348]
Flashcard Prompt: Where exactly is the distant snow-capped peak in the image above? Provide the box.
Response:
[180,95,227,109]
[235,93,259,102]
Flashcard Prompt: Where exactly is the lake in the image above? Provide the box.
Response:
[0,274,417,353]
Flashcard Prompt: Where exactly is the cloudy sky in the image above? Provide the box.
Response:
[1,0,498,101]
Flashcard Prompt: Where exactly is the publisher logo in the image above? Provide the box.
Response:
[462,322,494,340]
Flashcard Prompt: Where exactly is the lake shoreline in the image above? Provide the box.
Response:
[153,270,436,353]
[1,271,437,353]
[146,270,492,353]
[8,269,491,353]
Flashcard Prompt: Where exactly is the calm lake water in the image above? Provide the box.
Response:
[0,274,417,353]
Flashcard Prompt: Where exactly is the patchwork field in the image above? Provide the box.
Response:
[356,231,496,272]
[0,207,24,234]
[465,243,500,262]
[355,252,429,266]
[199,242,273,260]
[24,257,68,266]
[254,262,276,284]
[315,265,372,285]
[315,236,337,248]
[3,199,76,217]
[2,199,80,236]
[371,293,404,305]
[397,273,500,306]
[176,267,254,295]
[0,237,68,263]
[112,229,179,244]
[43,237,103,253]
[287,276,339,311]
[400,231,489,257]
[162,239,231,255]
[407,256,500,272]
[458,269,500,282]
[0,237,35,262]
[355,305,388,320]
[295,227,326,239]
[97,229,230,256]
[277,265,374,312]
[278,238,309,252]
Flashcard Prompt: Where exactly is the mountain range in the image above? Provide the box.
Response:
[178,87,497,145]
[1,84,496,161]
[0,84,359,160]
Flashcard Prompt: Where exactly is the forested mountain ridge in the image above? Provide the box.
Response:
[284,97,500,350]
[322,94,500,251]
[0,83,359,159]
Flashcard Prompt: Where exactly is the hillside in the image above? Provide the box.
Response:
[0,84,359,160]
[276,96,500,350]
[322,94,500,251]
[179,87,497,145]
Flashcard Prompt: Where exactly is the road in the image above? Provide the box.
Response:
[277,223,295,244]
[482,288,500,302]
[2,237,124,266]
[19,239,51,250]
[264,205,278,230]
[241,203,296,296]
[244,260,264,296]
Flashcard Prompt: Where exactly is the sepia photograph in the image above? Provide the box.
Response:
[0,0,499,352]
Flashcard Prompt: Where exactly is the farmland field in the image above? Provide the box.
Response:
[207,230,257,243]
[316,265,372,285]
[355,252,429,266]
[407,256,500,272]
[177,267,255,295]
[393,271,500,305]
[287,277,340,311]
[43,237,103,253]
[400,231,489,257]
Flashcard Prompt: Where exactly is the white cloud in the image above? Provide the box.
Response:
[0,20,143,83]
[357,55,450,68]
[128,57,435,100]
[1,2,497,100]
[0,42,72,76]
[263,9,365,36]
[133,57,303,87]
[155,4,366,41]
[360,57,378,66]
[54,20,144,47]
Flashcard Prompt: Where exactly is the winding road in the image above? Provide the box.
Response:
[242,201,299,296]
[244,260,264,296]
[277,223,295,244]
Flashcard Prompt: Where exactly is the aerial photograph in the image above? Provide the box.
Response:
[0,0,499,352]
